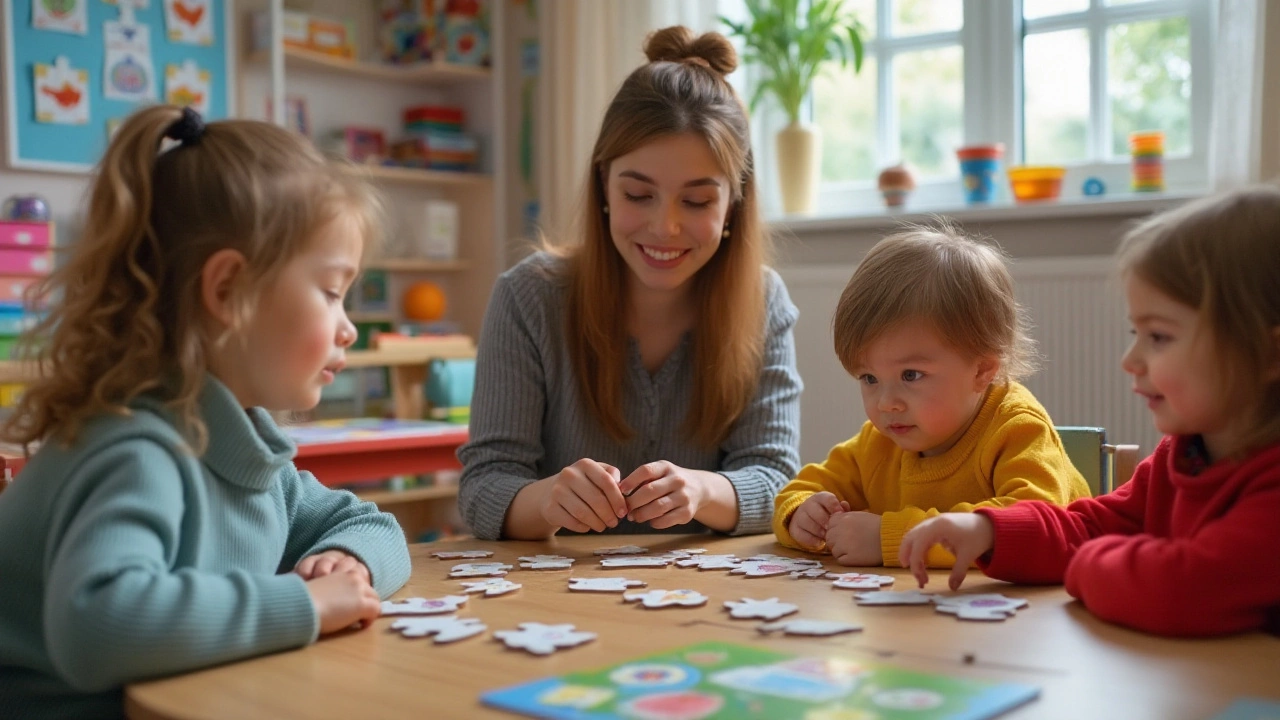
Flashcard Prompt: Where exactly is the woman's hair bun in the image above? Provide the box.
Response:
[644,26,738,76]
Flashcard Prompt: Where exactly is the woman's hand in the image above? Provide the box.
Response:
[539,458,629,533]
[619,461,731,530]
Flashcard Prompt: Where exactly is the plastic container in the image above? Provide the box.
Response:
[1130,131,1164,192]
[1007,166,1066,202]
[956,144,1004,204]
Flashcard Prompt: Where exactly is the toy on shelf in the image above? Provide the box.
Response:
[322,127,387,164]
[253,10,354,59]
[1130,131,1165,192]
[379,0,440,64]
[387,106,478,172]
[876,165,915,208]
[442,0,490,66]
[1,195,51,222]
[403,281,447,321]
[957,144,1004,204]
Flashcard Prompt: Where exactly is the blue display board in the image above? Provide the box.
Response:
[3,0,234,172]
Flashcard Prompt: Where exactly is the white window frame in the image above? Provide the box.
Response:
[740,0,1214,218]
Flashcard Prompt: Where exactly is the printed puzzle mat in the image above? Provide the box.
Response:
[482,640,1038,720]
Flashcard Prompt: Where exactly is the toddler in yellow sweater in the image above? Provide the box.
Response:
[774,223,1090,567]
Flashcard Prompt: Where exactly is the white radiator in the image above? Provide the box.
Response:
[779,257,1157,467]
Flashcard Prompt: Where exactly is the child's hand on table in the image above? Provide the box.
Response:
[306,570,381,635]
[295,550,371,584]
[826,510,883,566]
[788,492,852,551]
[900,513,995,590]
[540,458,627,532]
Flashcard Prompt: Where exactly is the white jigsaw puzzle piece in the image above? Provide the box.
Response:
[723,597,800,620]
[789,567,830,579]
[827,572,896,590]
[675,554,740,570]
[599,555,673,568]
[390,615,487,643]
[459,578,522,597]
[623,589,709,608]
[380,595,469,616]
[567,577,648,593]
[449,562,513,578]
[518,554,573,563]
[933,594,1029,621]
[520,559,575,570]
[661,548,708,558]
[853,590,937,605]
[730,560,803,577]
[757,618,863,636]
[593,545,649,556]
[494,622,597,655]
[431,550,495,560]
[744,553,823,568]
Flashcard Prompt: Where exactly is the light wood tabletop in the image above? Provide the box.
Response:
[126,534,1280,720]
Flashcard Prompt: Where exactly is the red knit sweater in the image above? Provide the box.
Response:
[976,435,1280,637]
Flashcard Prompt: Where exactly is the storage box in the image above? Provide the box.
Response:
[0,250,53,275]
[0,276,40,303]
[0,222,52,250]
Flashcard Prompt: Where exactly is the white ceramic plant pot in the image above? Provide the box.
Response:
[776,121,822,215]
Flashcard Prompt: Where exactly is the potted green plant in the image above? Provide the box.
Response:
[722,0,864,214]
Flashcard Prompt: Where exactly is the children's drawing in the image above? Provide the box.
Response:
[164,60,210,115]
[380,595,469,616]
[494,623,597,655]
[390,615,487,643]
[723,597,800,621]
[33,0,87,35]
[103,12,156,101]
[757,619,863,637]
[34,57,89,124]
[460,578,522,597]
[827,572,895,590]
[163,0,213,45]
[623,589,709,609]
[567,577,647,593]
[933,594,1029,622]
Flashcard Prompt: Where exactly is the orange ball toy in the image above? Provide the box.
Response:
[403,281,447,321]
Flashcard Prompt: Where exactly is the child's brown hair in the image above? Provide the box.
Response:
[833,222,1037,383]
[1117,185,1280,456]
[5,105,382,452]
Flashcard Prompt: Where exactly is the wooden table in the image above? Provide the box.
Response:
[125,534,1280,720]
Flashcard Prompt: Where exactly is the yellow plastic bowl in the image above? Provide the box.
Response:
[1007,165,1066,202]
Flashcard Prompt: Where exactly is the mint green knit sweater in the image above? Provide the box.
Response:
[0,377,411,718]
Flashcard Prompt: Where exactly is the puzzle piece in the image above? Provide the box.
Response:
[519,555,575,570]
[674,554,740,570]
[380,595,469,616]
[723,597,800,620]
[757,618,863,637]
[449,562,513,578]
[623,589,710,608]
[853,590,936,605]
[743,553,823,568]
[494,622,597,655]
[599,556,673,568]
[933,594,1029,621]
[827,572,896,590]
[788,567,830,579]
[730,560,805,577]
[390,615,487,643]
[593,545,649,555]
[459,578,522,597]
[567,577,647,593]
[431,550,495,560]
[661,548,707,558]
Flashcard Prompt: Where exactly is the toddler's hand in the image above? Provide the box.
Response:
[900,513,995,590]
[295,550,371,585]
[540,458,627,533]
[825,511,883,566]
[788,492,850,551]
[306,570,381,636]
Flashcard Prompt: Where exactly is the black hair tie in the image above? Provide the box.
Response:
[164,106,205,145]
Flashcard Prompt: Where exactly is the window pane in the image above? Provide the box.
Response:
[1023,29,1090,164]
[1108,17,1191,157]
[1023,0,1088,20]
[896,46,963,177]
[815,57,878,183]
[847,0,876,41]
[892,0,962,36]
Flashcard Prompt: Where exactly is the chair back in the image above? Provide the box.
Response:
[1055,426,1141,496]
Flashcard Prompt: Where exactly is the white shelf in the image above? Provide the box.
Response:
[246,46,491,84]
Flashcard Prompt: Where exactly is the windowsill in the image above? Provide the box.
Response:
[769,190,1203,235]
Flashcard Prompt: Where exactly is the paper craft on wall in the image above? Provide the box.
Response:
[33,0,87,35]
[103,12,155,101]
[165,59,209,114]
[164,0,211,45]
[5,0,232,171]
[34,56,88,124]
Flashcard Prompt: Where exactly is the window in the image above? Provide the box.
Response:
[739,0,1212,215]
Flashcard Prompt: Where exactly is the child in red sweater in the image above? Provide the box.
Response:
[900,186,1280,637]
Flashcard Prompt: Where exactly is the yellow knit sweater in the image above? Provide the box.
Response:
[773,382,1090,567]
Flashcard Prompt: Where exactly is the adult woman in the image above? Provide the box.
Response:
[458,26,801,540]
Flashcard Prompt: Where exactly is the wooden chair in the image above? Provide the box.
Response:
[1056,426,1141,496]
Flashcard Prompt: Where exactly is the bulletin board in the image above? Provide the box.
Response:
[3,0,235,173]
